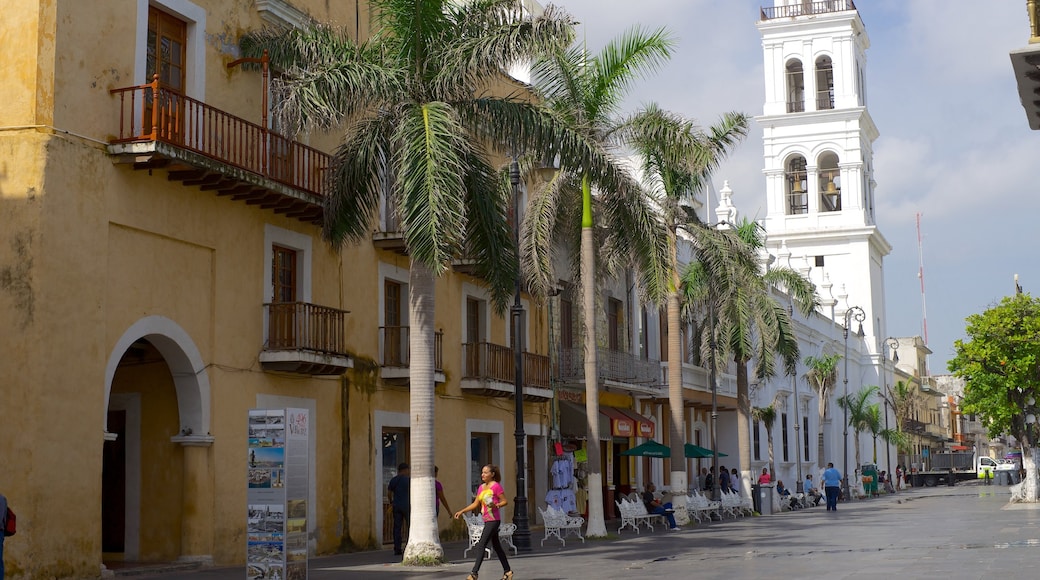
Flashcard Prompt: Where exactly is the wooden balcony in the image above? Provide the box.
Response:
[261,302,352,375]
[108,78,330,224]
[760,0,856,21]
[461,342,552,401]
[556,347,664,396]
[372,208,407,253]
[378,326,445,384]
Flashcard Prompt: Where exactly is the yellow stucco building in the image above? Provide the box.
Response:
[0,1,559,577]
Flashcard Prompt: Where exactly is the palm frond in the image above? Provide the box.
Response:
[461,154,518,313]
[396,102,469,272]
[588,26,674,122]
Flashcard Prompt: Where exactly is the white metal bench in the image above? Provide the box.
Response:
[616,498,664,533]
[685,492,722,522]
[462,512,518,557]
[538,506,585,546]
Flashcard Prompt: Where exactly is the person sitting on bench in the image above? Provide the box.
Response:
[642,482,679,530]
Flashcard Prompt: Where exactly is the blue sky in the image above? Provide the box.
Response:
[554,0,1038,371]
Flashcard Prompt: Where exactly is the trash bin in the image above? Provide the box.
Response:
[1010,469,1022,484]
[861,464,878,496]
[756,483,775,515]
[996,471,1009,486]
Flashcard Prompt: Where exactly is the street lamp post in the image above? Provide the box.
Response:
[790,302,804,494]
[883,337,899,488]
[509,159,531,551]
[842,305,865,502]
[709,299,721,502]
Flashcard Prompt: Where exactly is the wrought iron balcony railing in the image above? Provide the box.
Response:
[379,326,444,371]
[265,302,349,356]
[462,342,550,389]
[761,0,856,21]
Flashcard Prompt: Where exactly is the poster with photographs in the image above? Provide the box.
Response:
[284,408,309,579]
[248,409,305,579]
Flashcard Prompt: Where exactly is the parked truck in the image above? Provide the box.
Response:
[909,452,1010,487]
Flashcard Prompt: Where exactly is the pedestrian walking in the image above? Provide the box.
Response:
[1,491,9,580]
[387,462,410,556]
[435,466,451,522]
[454,464,512,580]
[822,462,842,511]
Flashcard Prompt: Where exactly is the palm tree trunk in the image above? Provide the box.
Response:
[667,289,685,494]
[767,432,775,479]
[581,176,607,537]
[403,261,443,562]
[736,361,752,496]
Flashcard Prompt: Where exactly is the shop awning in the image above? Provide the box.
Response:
[617,407,655,439]
[600,406,635,437]
[559,402,645,439]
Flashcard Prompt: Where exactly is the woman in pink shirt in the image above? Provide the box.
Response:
[454,464,512,580]
[758,467,772,484]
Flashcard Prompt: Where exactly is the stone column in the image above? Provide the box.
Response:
[173,434,215,565]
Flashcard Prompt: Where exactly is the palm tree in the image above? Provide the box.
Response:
[681,219,817,495]
[865,403,908,465]
[625,104,750,494]
[837,385,880,475]
[751,404,778,478]
[805,353,841,470]
[523,27,674,537]
[243,0,578,562]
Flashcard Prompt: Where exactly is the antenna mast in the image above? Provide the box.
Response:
[916,212,928,345]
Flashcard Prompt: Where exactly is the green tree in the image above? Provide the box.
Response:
[681,219,817,494]
[949,292,1040,502]
[837,385,880,478]
[624,104,750,494]
[243,0,578,561]
[865,403,908,465]
[805,353,841,470]
[522,27,674,537]
[751,403,778,479]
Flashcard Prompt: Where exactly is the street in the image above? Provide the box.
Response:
[135,483,1040,580]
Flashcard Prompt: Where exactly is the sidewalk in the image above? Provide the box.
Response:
[131,481,1019,579]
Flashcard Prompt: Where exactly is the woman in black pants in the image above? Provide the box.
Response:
[454,464,512,580]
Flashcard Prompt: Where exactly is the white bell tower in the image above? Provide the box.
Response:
[755,0,891,345]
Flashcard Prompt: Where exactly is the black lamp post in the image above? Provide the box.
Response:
[841,305,865,502]
[883,337,899,488]
[791,302,804,494]
[509,159,531,551]
[709,299,721,502]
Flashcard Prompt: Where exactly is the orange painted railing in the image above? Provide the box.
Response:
[110,76,331,197]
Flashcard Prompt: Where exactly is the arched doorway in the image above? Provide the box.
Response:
[102,316,212,565]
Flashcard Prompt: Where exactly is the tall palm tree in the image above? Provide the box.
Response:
[523,27,674,537]
[751,404,778,478]
[681,219,817,496]
[838,385,880,474]
[243,0,579,562]
[624,104,750,494]
[805,353,841,470]
[865,403,908,465]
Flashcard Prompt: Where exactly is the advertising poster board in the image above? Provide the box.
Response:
[247,408,308,580]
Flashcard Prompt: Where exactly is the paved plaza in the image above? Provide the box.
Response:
[137,483,1038,580]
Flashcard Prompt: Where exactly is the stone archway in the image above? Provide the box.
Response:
[105,315,212,438]
[103,315,214,566]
